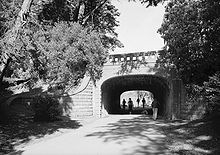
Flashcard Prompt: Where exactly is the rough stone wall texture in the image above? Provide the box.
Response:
[68,81,94,118]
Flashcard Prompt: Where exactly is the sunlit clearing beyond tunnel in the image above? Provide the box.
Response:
[101,74,171,117]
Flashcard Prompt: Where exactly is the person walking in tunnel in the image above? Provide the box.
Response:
[122,99,126,110]
[128,98,133,114]
[136,98,140,107]
[142,97,146,109]
[152,98,160,120]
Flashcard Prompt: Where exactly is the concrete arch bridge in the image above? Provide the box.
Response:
[69,51,187,120]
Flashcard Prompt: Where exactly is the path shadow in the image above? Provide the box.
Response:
[86,115,170,155]
[0,116,81,154]
[161,114,220,155]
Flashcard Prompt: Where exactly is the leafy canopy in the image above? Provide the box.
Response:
[158,0,220,85]
[33,22,107,85]
[0,0,120,92]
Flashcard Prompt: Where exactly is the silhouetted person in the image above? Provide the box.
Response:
[136,98,140,107]
[122,99,126,109]
[142,98,146,109]
[152,98,160,120]
[128,98,133,114]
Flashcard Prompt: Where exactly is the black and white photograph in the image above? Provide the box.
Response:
[0,0,220,154]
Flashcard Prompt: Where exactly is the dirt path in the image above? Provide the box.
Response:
[19,115,171,155]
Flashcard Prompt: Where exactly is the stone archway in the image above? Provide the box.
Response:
[101,74,171,118]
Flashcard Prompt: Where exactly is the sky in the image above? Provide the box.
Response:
[111,0,165,54]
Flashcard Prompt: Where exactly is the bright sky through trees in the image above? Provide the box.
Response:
[111,0,165,54]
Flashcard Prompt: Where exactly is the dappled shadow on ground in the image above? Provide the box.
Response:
[161,114,220,155]
[85,114,220,155]
[0,116,81,154]
[86,115,170,155]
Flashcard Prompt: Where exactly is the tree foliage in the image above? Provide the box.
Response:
[33,22,107,86]
[204,72,220,113]
[34,0,121,49]
[0,0,120,93]
[157,0,220,114]
[130,0,165,7]
[158,0,220,85]
[0,0,22,37]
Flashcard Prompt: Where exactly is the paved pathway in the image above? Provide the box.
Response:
[20,115,171,155]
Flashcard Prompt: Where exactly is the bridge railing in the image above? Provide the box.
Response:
[107,50,161,64]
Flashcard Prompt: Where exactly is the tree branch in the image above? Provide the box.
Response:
[82,0,108,25]
[72,0,82,22]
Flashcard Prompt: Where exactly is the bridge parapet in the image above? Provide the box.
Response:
[106,50,160,65]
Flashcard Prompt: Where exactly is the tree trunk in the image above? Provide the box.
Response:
[0,0,34,88]
[8,0,34,44]
[72,0,82,22]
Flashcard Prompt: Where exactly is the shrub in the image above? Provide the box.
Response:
[33,94,63,121]
[204,72,220,114]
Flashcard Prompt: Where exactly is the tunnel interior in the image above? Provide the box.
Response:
[101,74,170,117]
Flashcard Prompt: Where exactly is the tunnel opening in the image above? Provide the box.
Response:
[120,90,154,114]
[101,74,170,117]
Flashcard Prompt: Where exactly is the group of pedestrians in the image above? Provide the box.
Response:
[136,97,146,108]
[122,98,133,114]
[122,97,160,120]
